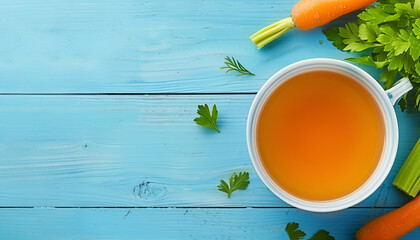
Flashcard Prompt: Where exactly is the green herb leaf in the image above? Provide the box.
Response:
[308,230,335,240]
[329,23,378,53]
[359,23,380,42]
[379,69,398,89]
[217,172,250,198]
[413,19,420,38]
[398,95,407,112]
[409,35,420,60]
[415,62,420,76]
[323,28,346,50]
[194,104,220,132]
[285,222,306,240]
[359,5,397,25]
[220,56,255,77]
[395,2,420,18]
[346,55,387,68]
[343,42,377,52]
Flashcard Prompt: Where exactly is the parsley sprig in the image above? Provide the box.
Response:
[194,104,220,132]
[286,222,307,240]
[217,172,250,198]
[221,56,255,77]
[323,0,420,112]
[286,222,335,240]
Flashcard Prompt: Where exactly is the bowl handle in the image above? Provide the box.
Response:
[384,78,413,105]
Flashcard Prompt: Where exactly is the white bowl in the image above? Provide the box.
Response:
[247,58,413,212]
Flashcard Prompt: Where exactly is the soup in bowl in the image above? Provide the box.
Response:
[247,58,412,212]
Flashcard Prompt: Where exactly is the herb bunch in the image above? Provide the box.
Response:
[324,0,420,111]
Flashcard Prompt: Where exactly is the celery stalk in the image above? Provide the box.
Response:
[393,138,420,197]
[249,17,295,49]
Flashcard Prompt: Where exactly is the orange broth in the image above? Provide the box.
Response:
[256,70,385,201]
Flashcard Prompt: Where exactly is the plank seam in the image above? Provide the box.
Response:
[0,93,258,96]
[0,206,401,209]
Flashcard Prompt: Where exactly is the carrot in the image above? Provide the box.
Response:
[250,0,375,48]
[355,196,420,240]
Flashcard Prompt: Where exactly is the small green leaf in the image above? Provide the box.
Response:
[377,34,392,45]
[382,3,398,13]
[380,25,397,37]
[388,53,406,71]
[217,172,250,198]
[398,15,410,28]
[414,19,420,39]
[398,95,407,112]
[339,23,359,39]
[395,2,420,17]
[221,56,254,77]
[308,230,335,240]
[359,6,390,24]
[415,62,420,75]
[394,41,410,56]
[409,36,420,60]
[343,42,376,53]
[194,104,220,132]
[323,28,346,50]
[399,29,410,41]
[359,23,380,43]
[379,69,398,89]
[285,222,306,240]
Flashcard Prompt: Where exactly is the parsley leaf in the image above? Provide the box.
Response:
[308,230,335,240]
[322,28,346,50]
[413,19,420,38]
[346,55,388,68]
[217,172,250,198]
[285,222,335,240]
[359,23,380,42]
[399,95,407,112]
[286,222,307,240]
[194,104,220,133]
[379,69,398,89]
[358,5,398,25]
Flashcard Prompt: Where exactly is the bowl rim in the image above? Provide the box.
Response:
[246,58,399,212]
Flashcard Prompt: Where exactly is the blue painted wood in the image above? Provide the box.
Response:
[0,95,418,207]
[0,0,372,93]
[0,0,419,238]
[0,208,419,239]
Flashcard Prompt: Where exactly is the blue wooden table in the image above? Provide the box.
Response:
[0,0,419,239]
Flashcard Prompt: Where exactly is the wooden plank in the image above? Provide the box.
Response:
[0,95,418,207]
[0,208,419,239]
[0,0,369,93]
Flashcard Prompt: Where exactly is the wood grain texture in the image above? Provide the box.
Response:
[0,95,418,207]
[0,208,419,240]
[0,0,369,93]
